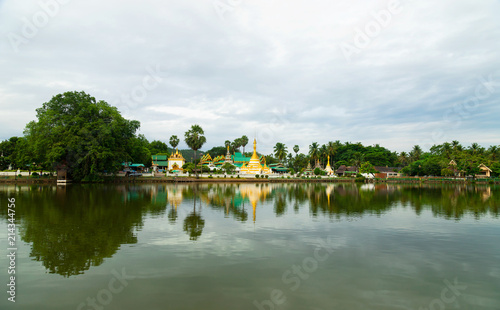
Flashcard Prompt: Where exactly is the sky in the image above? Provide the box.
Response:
[1,0,499,154]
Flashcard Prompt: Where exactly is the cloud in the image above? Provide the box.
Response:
[1,0,499,153]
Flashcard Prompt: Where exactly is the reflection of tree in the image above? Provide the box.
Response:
[2,182,498,277]
[11,185,146,277]
[183,185,205,240]
[274,192,287,216]
[168,207,178,224]
[183,211,205,241]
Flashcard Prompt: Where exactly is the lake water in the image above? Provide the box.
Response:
[0,183,499,310]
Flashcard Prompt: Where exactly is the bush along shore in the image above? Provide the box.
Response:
[1,173,499,185]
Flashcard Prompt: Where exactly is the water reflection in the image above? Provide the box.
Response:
[0,183,498,277]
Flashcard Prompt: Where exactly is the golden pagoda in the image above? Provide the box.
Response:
[240,139,271,175]
[325,155,334,175]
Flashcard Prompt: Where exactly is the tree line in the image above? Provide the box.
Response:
[1,91,499,180]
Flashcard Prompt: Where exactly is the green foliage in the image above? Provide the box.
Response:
[206,146,226,157]
[422,157,442,176]
[255,174,260,178]
[23,91,141,181]
[182,162,195,173]
[441,168,454,177]
[221,162,236,174]
[314,167,321,175]
[491,162,500,177]
[359,162,377,174]
[149,140,170,156]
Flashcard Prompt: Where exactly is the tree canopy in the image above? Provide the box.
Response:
[23,91,142,181]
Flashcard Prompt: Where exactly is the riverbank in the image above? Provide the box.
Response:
[1,175,499,185]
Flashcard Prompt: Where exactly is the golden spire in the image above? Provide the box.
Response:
[250,139,259,160]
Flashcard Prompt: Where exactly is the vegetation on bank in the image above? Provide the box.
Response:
[0,91,499,181]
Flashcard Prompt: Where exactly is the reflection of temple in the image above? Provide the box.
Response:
[240,139,272,175]
[239,184,271,221]
[202,183,272,222]
[167,186,184,209]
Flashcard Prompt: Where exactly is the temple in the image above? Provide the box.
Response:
[239,139,272,174]
[324,156,334,175]
[199,139,271,174]
[168,149,185,172]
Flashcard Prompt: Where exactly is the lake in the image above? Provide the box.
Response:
[1,183,499,310]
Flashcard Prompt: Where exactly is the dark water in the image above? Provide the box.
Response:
[0,183,499,310]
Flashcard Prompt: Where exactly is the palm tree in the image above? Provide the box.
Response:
[224,140,231,149]
[327,141,337,160]
[411,145,422,161]
[309,142,319,165]
[469,142,484,155]
[274,142,288,163]
[169,135,179,150]
[287,153,293,167]
[320,144,328,166]
[184,124,206,177]
[398,151,408,166]
[351,152,364,168]
[293,145,299,157]
[241,135,249,155]
[442,142,451,159]
[488,145,499,161]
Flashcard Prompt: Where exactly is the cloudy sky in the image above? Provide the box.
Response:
[1,0,499,154]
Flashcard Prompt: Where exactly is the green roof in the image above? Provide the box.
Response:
[129,163,145,168]
[232,152,251,163]
[154,161,169,166]
[152,155,168,161]
[273,167,289,172]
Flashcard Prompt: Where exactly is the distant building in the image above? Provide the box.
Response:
[374,166,401,178]
[151,155,169,171]
[476,164,492,178]
[268,163,288,174]
[336,165,357,177]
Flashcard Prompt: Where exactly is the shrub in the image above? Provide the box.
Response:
[265,175,269,179]
[255,175,260,178]
[31,172,39,177]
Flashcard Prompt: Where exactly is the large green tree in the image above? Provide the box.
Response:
[23,91,141,181]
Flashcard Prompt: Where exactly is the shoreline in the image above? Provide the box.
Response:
[1,176,499,185]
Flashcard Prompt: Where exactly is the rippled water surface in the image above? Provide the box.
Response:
[1,183,499,310]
